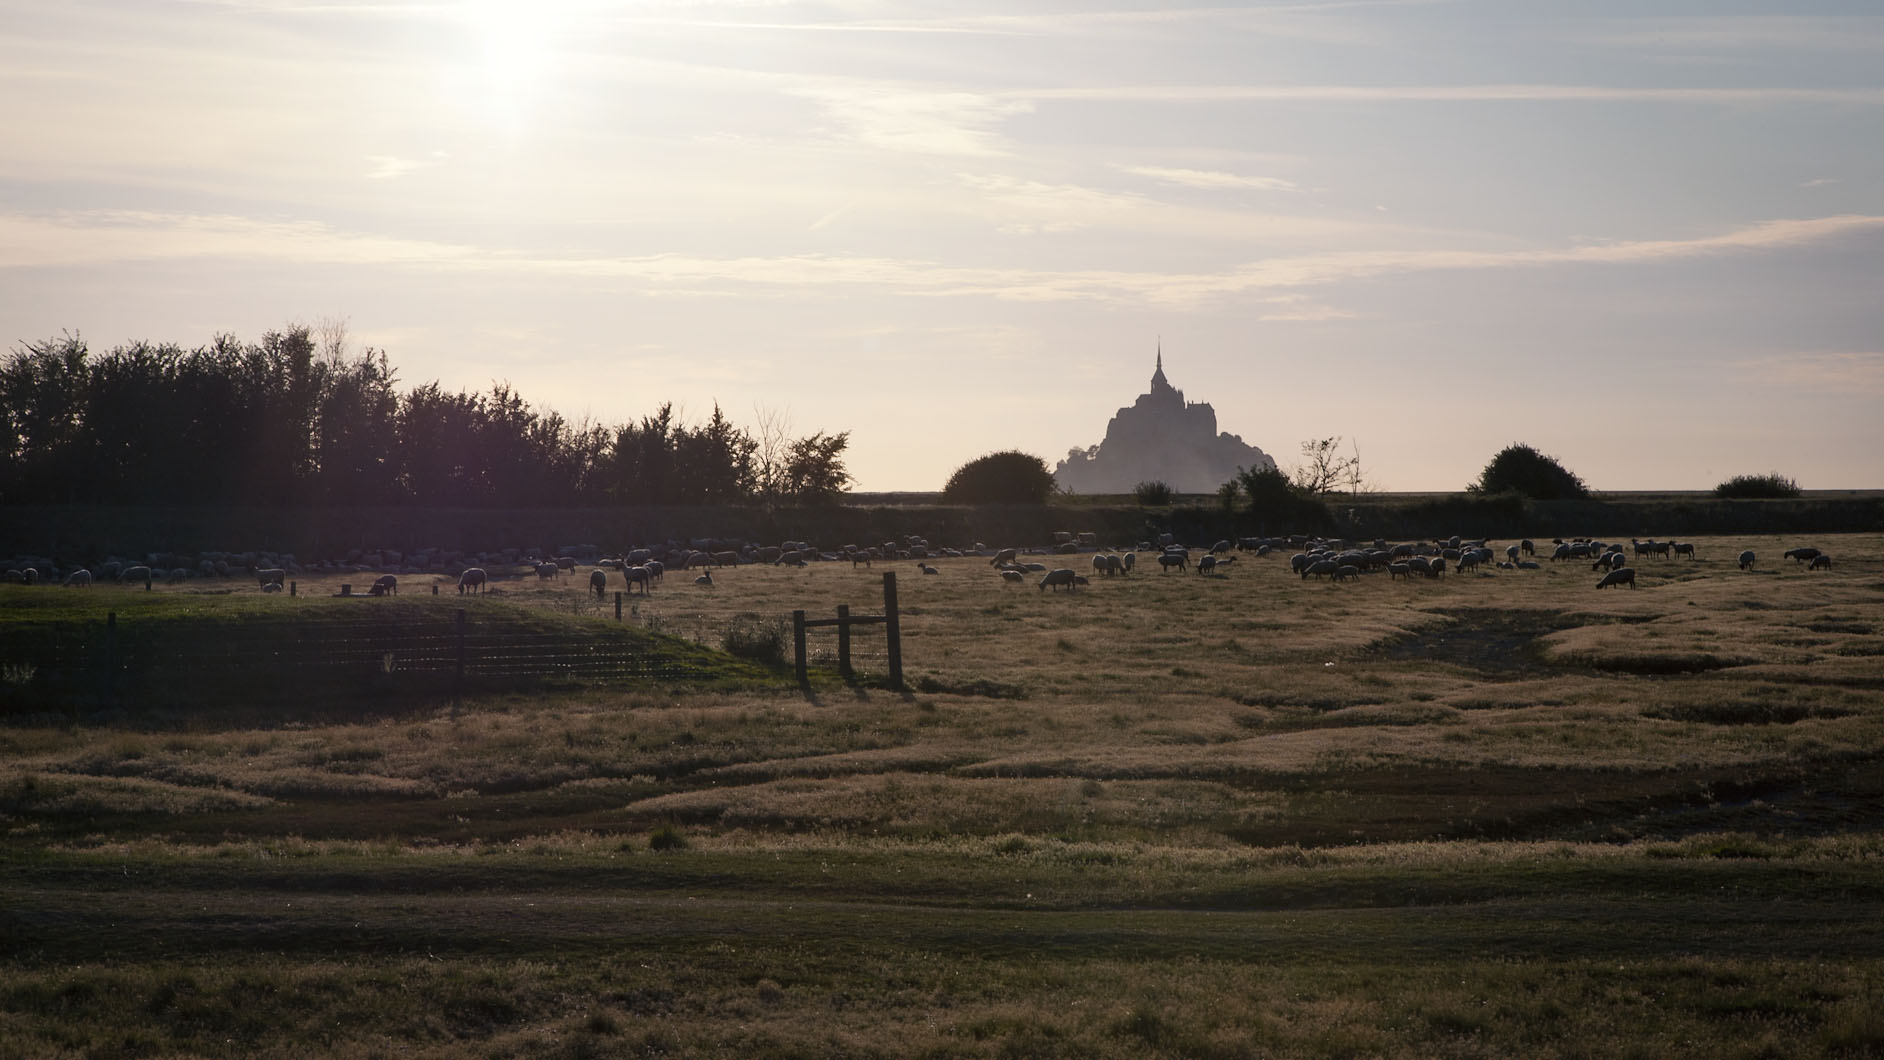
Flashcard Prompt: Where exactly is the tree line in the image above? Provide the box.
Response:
[0,327,851,508]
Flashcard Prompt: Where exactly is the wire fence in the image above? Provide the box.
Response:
[0,609,753,714]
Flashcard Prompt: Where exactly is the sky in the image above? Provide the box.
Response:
[3,0,1882,493]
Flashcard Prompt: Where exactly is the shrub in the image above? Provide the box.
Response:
[1468,443,1589,499]
[648,824,687,851]
[721,614,787,665]
[1714,472,1801,499]
[1132,480,1174,506]
[942,451,1056,504]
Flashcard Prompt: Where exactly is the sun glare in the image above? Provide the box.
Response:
[456,0,570,131]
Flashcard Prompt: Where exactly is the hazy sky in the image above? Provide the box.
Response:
[4,1,1881,492]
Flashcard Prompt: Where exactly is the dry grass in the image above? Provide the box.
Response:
[3,532,1882,1056]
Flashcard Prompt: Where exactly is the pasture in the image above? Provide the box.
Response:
[3,532,1883,1057]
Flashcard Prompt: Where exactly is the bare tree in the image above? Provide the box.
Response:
[1290,436,1373,497]
[752,404,792,508]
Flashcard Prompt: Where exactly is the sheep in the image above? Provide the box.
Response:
[919,563,940,575]
[1784,547,1823,565]
[262,581,283,593]
[535,562,558,579]
[1521,539,1535,556]
[623,565,653,594]
[1550,543,1572,562]
[1739,550,1756,571]
[1197,555,1218,576]
[1516,560,1541,570]
[695,571,715,587]
[1505,544,1520,564]
[1388,562,1411,580]
[1595,567,1636,589]
[1000,569,1025,584]
[1157,552,1188,573]
[1808,554,1832,570]
[851,552,873,568]
[1456,550,1482,574]
[1302,559,1339,581]
[589,569,608,597]
[1120,552,1135,573]
[1211,540,1233,555]
[644,560,665,584]
[120,565,152,586]
[369,574,398,597]
[63,568,93,587]
[1672,542,1695,559]
[1333,564,1360,582]
[458,567,487,594]
[711,550,741,568]
[1039,568,1078,591]
[990,548,1018,567]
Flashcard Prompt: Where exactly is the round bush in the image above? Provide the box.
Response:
[942,451,1056,504]
[1469,444,1589,499]
[1714,473,1801,499]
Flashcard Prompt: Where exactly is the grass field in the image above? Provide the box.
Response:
[3,532,1882,1057]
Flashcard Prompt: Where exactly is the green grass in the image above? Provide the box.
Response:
[3,533,1882,1056]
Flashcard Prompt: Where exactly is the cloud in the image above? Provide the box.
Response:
[1739,352,1884,395]
[5,208,1881,308]
[789,83,1032,157]
[1117,166,1300,193]
[1801,177,1842,188]
[958,174,1152,233]
[1020,83,1884,106]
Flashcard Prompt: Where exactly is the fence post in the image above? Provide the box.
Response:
[615,591,622,621]
[793,609,808,689]
[104,611,118,706]
[836,604,852,679]
[882,572,903,691]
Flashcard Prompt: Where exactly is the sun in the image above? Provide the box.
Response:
[456,0,569,131]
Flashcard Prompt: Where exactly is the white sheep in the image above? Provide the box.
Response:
[458,567,487,594]
[369,574,398,596]
[589,569,608,597]
[623,565,653,595]
[119,565,152,586]
[1039,568,1077,591]
[1000,570,1024,584]
[1808,554,1831,570]
[695,571,715,587]
[257,568,287,588]
[1739,550,1756,571]
[63,569,93,587]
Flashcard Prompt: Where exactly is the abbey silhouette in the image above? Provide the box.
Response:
[1053,349,1275,494]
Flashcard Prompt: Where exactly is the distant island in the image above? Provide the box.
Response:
[1054,350,1275,494]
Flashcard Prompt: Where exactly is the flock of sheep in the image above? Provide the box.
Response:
[0,532,1841,599]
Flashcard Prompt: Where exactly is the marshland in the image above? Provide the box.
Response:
[2,531,1882,1058]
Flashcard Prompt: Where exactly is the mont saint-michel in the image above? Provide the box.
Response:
[1054,352,1276,494]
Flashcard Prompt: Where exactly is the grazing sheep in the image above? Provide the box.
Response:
[1550,543,1571,562]
[1739,550,1756,571]
[1521,539,1535,556]
[1808,554,1831,570]
[851,552,873,568]
[1092,554,1110,576]
[1784,547,1823,565]
[1197,555,1217,576]
[119,565,152,586]
[535,562,558,579]
[554,556,577,572]
[63,569,93,587]
[1039,568,1078,591]
[990,548,1018,567]
[623,565,653,595]
[1302,559,1339,581]
[1388,562,1411,580]
[1333,564,1360,582]
[1505,544,1520,563]
[1672,542,1696,559]
[256,568,287,588]
[1157,552,1188,573]
[369,574,397,597]
[1121,552,1135,573]
[1596,567,1636,589]
[1000,569,1025,584]
[458,567,487,594]
[589,569,608,597]
[1456,550,1482,574]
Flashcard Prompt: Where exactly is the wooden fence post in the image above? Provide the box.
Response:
[836,604,852,679]
[793,609,808,689]
[882,572,903,691]
[615,591,622,621]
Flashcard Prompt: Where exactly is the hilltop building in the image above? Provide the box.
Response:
[1053,350,1275,494]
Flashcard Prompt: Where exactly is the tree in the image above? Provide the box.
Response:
[1290,436,1370,497]
[1468,443,1589,499]
[1714,472,1801,499]
[942,451,1056,504]
[782,431,852,504]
